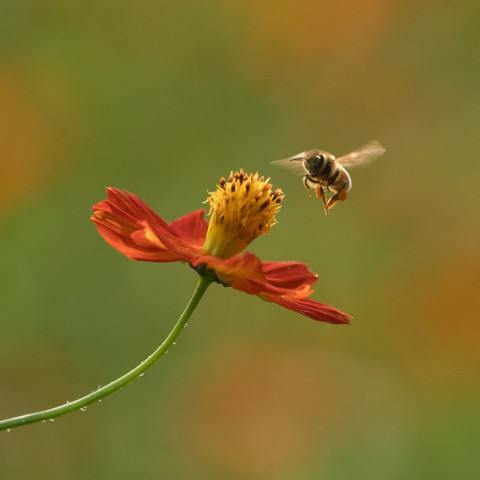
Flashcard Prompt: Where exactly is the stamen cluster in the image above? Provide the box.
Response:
[203,170,284,258]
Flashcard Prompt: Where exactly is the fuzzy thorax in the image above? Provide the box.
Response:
[203,170,284,258]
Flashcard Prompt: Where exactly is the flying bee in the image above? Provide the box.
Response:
[271,140,385,215]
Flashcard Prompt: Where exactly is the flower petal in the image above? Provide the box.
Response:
[193,256,317,296]
[261,261,318,290]
[191,252,266,294]
[192,252,351,324]
[263,295,352,324]
[92,221,180,262]
[91,187,203,262]
[169,209,208,247]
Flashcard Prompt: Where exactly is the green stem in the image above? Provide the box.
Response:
[0,276,211,432]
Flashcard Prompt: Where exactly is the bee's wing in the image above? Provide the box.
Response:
[270,154,307,176]
[336,140,385,169]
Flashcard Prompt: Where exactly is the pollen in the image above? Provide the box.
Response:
[203,170,284,258]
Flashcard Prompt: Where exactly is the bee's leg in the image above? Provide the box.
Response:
[326,190,348,212]
[303,176,313,197]
[314,185,329,215]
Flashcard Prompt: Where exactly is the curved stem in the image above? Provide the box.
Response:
[0,275,211,432]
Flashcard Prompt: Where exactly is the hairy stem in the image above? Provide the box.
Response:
[0,276,211,431]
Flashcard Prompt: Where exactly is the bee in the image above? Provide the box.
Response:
[271,140,385,215]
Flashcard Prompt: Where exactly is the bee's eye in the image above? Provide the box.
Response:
[316,154,324,161]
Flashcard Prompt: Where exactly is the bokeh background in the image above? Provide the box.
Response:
[1,1,479,478]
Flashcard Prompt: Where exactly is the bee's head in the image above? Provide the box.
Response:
[303,150,334,175]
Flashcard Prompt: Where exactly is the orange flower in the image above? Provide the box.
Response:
[91,172,350,324]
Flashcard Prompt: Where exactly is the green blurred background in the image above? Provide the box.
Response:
[1,1,479,478]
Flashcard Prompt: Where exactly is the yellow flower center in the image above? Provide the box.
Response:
[203,170,284,258]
